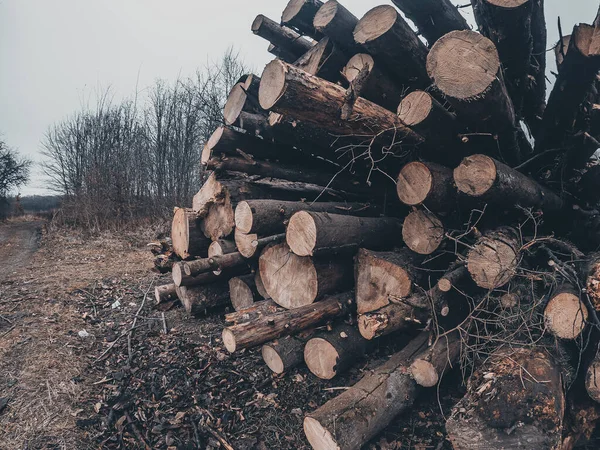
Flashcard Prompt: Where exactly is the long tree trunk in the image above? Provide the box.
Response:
[286,211,402,256]
[304,331,461,450]
[222,291,354,352]
[258,243,353,309]
[154,283,178,305]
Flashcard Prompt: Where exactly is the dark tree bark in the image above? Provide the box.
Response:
[396,161,456,212]
[251,14,314,58]
[176,282,230,317]
[294,36,348,84]
[262,334,310,374]
[281,0,325,40]
[313,0,360,54]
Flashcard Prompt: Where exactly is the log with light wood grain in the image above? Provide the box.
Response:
[304,331,461,450]
[235,231,286,259]
[262,331,314,374]
[355,248,423,314]
[544,284,588,340]
[304,324,368,379]
[259,59,423,147]
[467,227,520,289]
[175,282,230,317]
[341,53,404,112]
[267,43,297,64]
[224,299,282,326]
[286,211,402,257]
[294,36,348,84]
[402,209,445,255]
[182,251,256,282]
[171,208,211,259]
[259,243,353,309]
[235,199,378,236]
[471,0,535,118]
[313,0,360,54]
[228,274,262,311]
[427,30,520,164]
[446,348,565,450]
[223,81,264,127]
[396,161,456,212]
[155,284,178,305]
[222,291,354,352]
[391,0,469,45]
[397,91,459,152]
[254,271,270,299]
[172,264,222,288]
[282,0,324,40]
[353,5,429,87]
[453,154,564,213]
[251,14,314,59]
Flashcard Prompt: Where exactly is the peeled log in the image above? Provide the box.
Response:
[446,348,565,450]
[259,59,423,147]
[282,0,324,40]
[286,211,402,257]
[251,14,313,59]
[175,283,230,316]
[390,0,469,45]
[544,285,588,340]
[355,248,422,314]
[402,209,445,256]
[313,0,360,54]
[262,333,311,374]
[396,161,456,212]
[259,243,353,309]
[353,5,429,87]
[155,284,178,305]
[342,53,404,112]
[304,331,460,450]
[171,208,211,260]
[453,154,564,213]
[229,274,262,311]
[235,199,378,237]
[234,231,286,259]
[304,324,369,379]
[222,291,354,353]
[467,227,520,289]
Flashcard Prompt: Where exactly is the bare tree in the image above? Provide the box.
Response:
[0,139,31,219]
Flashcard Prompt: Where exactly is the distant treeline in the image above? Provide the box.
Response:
[8,195,62,214]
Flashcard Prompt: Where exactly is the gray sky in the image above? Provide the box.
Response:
[0,1,597,195]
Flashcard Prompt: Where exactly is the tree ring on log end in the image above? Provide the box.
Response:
[287,210,318,257]
[172,208,192,259]
[201,126,225,165]
[487,0,530,8]
[354,5,397,45]
[467,236,518,289]
[402,210,444,255]
[223,82,247,126]
[259,60,288,110]
[262,344,285,374]
[357,313,385,340]
[304,337,339,379]
[396,161,433,206]
[172,263,184,287]
[313,1,339,30]
[343,54,374,83]
[229,277,254,311]
[427,31,500,101]
[235,201,254,234]
[304,416,340,450]
[454,154,497,196]
[222,329,237,353]
[397,91,433,126]
[544,292,588,340]
[410,359,439,387]
[282,0,309,24]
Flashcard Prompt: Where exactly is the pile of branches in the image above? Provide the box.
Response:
[154,1,600,449]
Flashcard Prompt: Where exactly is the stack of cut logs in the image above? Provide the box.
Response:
[155,0,600,448]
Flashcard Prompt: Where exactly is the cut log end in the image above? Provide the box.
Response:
[313,0,339,30]
[427,30,500,101]
[229,277,255,311]
[172,263,184,287]
[397,91,433,127]
[304,337,339,380]
[281,0,311,24]
[467,233,519,290]
[286,210,317,257]
[201,126,225,165]
[235,230,259,259]
[544,292,588,340]
[342,53,374,83]
[262,344,286,374]
[259,60,287,110]
[235,201,254,234]
[353,5,397,45]
[586,360,600,403]
[357,313,383,340]
[438,278,452,293]
[402,209,444,255]
[222,329,237,353]
[396,161,433,206]
[454,154,497,197]
[223,83,247,126]
[410,359,439,388]
[251,14,265,33]
[303,417,339,450]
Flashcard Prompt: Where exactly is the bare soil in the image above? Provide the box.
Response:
[0,219,462,449]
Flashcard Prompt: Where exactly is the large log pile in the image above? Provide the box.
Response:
[154,1,600,448]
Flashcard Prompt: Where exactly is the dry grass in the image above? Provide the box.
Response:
[0,223,154,449]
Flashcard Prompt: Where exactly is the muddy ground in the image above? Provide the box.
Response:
[0,219,493,449]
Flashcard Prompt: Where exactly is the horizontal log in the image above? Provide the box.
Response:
[267,43,298,64]
[223,77,264,127]
[251,14,314,58]
[172,264,221,288]
[171,208,211,260]
[234,231,286,259]
[286,211,402,256]
[224,299,283,326]
[228,274,262,311]
[437,264,469,293]
[262,334,309,374]
[222,291,354,352]
[282,0,324,40]
[396,161,456,212]
[176,282,230,316]
[155,283,178,305]
[313,0,360,54]
[467,227,520,289]
[294,36,348,84]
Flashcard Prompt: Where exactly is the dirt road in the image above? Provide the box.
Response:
[0,220,42,281]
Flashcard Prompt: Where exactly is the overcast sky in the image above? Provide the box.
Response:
[0,0,597,195]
